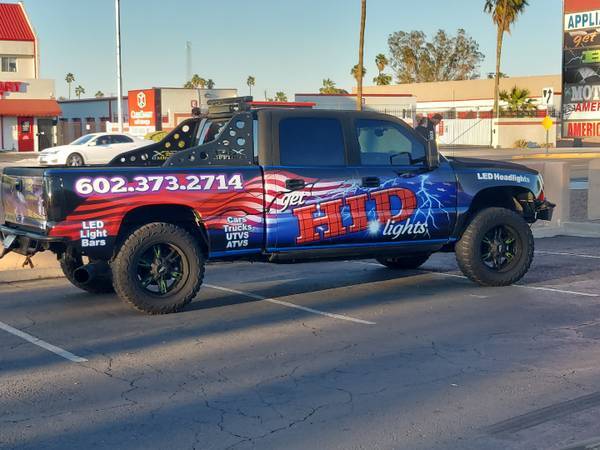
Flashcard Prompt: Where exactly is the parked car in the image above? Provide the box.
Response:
[0,97,554,315]
[38,133,152,166]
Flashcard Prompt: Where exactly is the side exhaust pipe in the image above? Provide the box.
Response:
[73,261,110,285]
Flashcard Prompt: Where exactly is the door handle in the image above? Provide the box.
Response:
[285,178,306,191]
[361,176,380,188]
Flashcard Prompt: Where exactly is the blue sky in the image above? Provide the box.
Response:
[21,0,562,99]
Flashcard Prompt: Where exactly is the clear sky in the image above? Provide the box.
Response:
[20,0,563,99]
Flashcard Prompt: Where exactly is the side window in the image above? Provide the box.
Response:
[96,135,110,146]
[356,119,425,166]
[113,135,133,143]
[279,117,345,166]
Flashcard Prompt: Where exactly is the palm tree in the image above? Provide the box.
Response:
[319,78,349,94]
[274,91,288,102]
[499,86,536,117]
[351,64,367,82]
[95,90,104,98]
[356,0,367,111]
[484,0,529,118]
[206,79,215,89]
[373,73,392,85]
[184,74,207,89]
[65,73,75,99]
[74,85,85,99]
[246,76,256,96]
[375,53,388,74]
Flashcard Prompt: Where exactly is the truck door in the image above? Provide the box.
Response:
[350,117,457,246]
[263,115,359,251]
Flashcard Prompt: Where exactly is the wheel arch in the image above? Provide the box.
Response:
[451,185,537,242]
[115,204,209,257]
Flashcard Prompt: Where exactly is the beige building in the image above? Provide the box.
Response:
[0,2,60,152]
[360,75,562,147]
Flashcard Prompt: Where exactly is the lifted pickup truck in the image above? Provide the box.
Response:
[0,97,554,314]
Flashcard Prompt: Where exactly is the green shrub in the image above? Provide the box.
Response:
[514,139,528,149]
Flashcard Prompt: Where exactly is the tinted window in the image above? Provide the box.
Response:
[96,135,110,146]
[111,135,133,144]
[279,118,345,166]
[356,119,425,166]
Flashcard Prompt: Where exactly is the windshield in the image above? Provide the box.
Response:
[71,134,96,145]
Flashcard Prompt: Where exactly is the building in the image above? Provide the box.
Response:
[294,93,417,124]
[58,96,128,144]
[0,2,60,152]
[61,87,238,138]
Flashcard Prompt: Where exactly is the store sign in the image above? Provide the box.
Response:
[563,0,600,138]
[128,89,156,127]
[0,81,23,96]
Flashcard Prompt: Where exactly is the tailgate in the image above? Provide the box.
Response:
[1,168,48,231]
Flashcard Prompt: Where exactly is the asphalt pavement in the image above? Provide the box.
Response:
[2,236,600,449]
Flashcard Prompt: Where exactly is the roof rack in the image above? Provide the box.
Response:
[207,96,253,119]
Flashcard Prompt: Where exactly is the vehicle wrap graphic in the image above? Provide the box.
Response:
[45,167,458,257]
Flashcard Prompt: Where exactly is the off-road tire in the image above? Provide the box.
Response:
[455,207,534,286]
[376,253,431,270]
[112,222,204,314]
[60,250,114,294]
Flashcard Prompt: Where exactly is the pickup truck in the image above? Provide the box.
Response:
[0,97,554,314]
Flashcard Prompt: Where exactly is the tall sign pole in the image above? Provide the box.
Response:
[115,0,123,133]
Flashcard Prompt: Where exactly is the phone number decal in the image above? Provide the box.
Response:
[74,174,244,196]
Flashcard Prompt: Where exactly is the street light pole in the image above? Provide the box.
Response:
[115,0,123,133]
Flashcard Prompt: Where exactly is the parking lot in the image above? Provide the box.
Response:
[1,236,600,450]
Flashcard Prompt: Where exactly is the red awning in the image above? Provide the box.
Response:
[0,99,61,117]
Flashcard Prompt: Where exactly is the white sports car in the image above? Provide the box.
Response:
[38,133,152,166]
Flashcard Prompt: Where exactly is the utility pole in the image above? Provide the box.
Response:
[115,0,123,132]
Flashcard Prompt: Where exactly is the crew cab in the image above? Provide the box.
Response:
[0,97,554,314]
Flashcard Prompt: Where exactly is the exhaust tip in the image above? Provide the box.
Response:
[73,267,91,284]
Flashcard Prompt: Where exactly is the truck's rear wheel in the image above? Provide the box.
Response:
[376,253,431,270]
[60,250,114,294]
[112,222,204,314]
[455,207,534,286]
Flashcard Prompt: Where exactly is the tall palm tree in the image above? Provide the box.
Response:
[351,64,367,82]
[484,0,528,118]
[95,90,104,98]
[65,73,75,99]
[246,76,256,96]
[356,0,367,111]
[206,79,215,89]
[375,53,388,74]
[74,85,85,99]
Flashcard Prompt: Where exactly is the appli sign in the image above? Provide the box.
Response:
[563,0,600,137]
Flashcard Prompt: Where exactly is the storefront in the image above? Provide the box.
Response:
[0,3,60,151]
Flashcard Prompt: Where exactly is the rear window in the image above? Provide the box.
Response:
[279,117,346,166]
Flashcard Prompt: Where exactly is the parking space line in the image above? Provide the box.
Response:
[536,250,600,260]
[348,261,598,298]
[0,321,87,363]
[204,284,376,325]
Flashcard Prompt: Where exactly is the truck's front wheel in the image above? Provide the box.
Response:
[455,207,534,286]
[112,222,205,314]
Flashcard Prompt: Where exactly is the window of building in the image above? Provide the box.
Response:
[1,57,17,72]
[356,119,425,166]
[279,117,345,166]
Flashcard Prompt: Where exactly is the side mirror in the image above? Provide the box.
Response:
[426,140,440,170]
